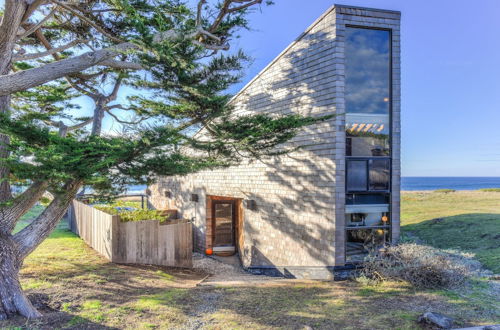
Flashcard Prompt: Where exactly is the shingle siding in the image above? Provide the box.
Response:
[149,5,401,271]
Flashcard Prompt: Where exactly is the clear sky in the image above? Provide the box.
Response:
[228,0,500,177]
[3,0,500,177]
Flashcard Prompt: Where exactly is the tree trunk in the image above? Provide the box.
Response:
[0,180,82,319]
[0,233,41,320]
[0,100,12,202]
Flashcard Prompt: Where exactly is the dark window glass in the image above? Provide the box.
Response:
[346,193,389,205]
[345,27,391,157]
[369,159,390,190]
[347,160,367,191]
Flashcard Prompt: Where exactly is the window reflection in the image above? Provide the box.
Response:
[345,28,390,115]
[344,27,392,262]
[346,113,389,156]
[345,27,390,157]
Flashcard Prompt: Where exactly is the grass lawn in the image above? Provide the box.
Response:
[401,190,500,273]
[0,193,498,329]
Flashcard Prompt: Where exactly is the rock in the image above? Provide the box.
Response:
[432,218,444,224]
[485,325,500,330]
[417,312,454,329]
[452,325,500,330]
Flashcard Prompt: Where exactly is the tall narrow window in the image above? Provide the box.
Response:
[344,27,392,263]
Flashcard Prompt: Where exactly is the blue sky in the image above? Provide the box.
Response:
[229,0,500,177]
[3,1,500,176]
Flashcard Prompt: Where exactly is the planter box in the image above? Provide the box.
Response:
[68,200,192,268]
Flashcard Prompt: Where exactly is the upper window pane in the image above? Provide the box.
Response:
[345,28,391,157]
[345,27,390,115]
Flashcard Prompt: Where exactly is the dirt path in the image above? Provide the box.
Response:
[192,253,284,285]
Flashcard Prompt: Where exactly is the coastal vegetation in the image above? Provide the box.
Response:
[0,190,497,328]
[402,190,500,273]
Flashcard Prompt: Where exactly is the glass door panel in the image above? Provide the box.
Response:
[213,203,234,247]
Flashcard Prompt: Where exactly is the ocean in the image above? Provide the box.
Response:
[130,178,500,194]
[402,177,500,191]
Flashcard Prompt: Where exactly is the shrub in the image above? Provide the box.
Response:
[434,189,456,193]
[94,205,167,223]
[479,188,500,192]
[359,243,473,289]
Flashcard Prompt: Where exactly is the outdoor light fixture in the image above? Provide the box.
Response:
[246,199,257,210]
[164,190,172,198]
[145,188,151,196]
[191,194,199,202]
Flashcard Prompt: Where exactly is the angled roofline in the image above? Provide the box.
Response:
[228,4,400,104]
[333,4,401,14]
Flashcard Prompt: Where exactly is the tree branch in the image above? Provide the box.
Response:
[65,78,99,100]
[227,0,262,13]
[14,179,82,259]
[17,5,57,40]
[0,42,136,96]
[13,39,83,61]
[192,40,229,50]
[107,75,123,102]
[68,118,93,131]
[196,0,206,27]
[106,109,146,125]
[21,0,48,24]
[99,60,143,71]
[0,181,48,233]
[50,0,124,43]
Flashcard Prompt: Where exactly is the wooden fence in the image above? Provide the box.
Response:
[68,200,192,268]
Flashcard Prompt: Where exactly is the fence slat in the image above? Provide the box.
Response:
[70,200,192,268]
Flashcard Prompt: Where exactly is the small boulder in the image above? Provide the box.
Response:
[417,312,454,329]
[431,218,444,224]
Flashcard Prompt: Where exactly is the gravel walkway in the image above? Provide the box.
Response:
[192,253,281,284]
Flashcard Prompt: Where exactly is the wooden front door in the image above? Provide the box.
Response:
[212,201,236,247]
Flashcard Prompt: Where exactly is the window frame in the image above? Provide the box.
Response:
[344,25,394,263]
[346,157,391,193]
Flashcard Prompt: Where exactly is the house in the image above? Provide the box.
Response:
[148,4,401,279]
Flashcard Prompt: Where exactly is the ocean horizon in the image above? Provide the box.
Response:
[128,177,500,194]
[401,176,500,191]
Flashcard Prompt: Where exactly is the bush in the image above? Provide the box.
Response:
[479,188,500,192]
[434,189,456,193]
[94,205,167,223]
[359,243,473,289]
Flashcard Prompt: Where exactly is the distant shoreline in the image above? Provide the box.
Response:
[401,177,500,191]
[402,189,500,192]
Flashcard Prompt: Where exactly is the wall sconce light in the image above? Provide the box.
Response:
[245,199,257,211]
[191,194,199,202]
[164,190,172,198]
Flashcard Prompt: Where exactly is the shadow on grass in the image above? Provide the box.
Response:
[164,282,453,329]
[0,308,119,330]
[402,213,500,273]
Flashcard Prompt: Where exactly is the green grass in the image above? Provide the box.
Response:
[134,289,186,312]
[0,192,498,329]
[401,191,500,273]
[13,205,45,233]
[479,188,500,192]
